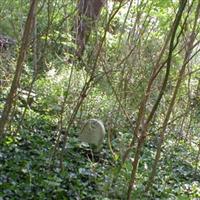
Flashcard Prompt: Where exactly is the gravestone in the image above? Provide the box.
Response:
[79,119,106,149]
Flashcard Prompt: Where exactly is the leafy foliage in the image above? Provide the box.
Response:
[0,0,200,199]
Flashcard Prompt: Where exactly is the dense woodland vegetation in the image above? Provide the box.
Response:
[0,0,200,199]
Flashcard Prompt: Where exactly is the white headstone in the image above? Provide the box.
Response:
[79,119,106,147]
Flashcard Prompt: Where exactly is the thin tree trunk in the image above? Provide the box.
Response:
[126,1,188,199]
[0,0,38,139]
[145,0,200,192]
[121,11,173,166]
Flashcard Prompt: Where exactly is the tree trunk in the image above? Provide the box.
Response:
[127,0,188,198]
[0,0,38,138]
[75,0,105,57]
[145,0,199,192]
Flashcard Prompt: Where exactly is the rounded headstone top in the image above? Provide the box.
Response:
[79,119,106,146]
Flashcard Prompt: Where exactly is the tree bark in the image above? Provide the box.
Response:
[145,0,200,192]
[126,0,188,199]
[75,0,105,57]
[0,0,38,138]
